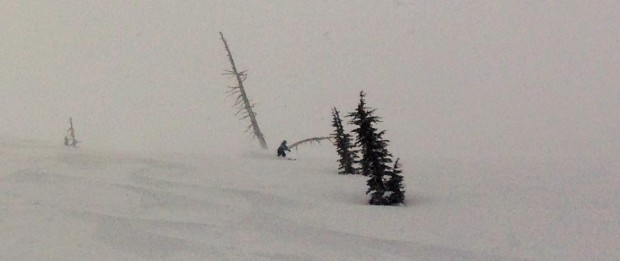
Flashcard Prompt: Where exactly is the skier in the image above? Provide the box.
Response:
[277,140,291,157]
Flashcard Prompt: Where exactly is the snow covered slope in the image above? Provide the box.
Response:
[1,139,618,260]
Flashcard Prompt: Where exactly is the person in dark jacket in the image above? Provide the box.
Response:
[277,140,291,157]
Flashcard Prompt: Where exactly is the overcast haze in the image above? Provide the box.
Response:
[2,1,619,158]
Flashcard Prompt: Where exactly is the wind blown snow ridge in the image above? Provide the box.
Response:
[1,139,618,260]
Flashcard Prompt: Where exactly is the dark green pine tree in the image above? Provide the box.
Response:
[347,91,381,177]
[348,91,405,205]
[375,158,405,205]
[331,107,357,175]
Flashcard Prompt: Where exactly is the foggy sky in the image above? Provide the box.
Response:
[2,1,619,159]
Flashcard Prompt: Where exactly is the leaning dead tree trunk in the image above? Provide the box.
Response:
[288,136,333,150]
[220,32,268,150]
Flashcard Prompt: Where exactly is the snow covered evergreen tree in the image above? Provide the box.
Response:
[348,91,405,205]
[374,158,405,205]
[331,107,357,175]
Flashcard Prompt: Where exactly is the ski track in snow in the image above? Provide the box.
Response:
[1,140,618,260]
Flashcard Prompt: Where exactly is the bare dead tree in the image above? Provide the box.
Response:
[64,117,78,147]
[220,32,268,149]
[288,136,333,150]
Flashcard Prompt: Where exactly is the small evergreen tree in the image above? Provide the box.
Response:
[347,91,381,176]
[371,158,405,205]
[331,107,356,175]
[348,91,405,205]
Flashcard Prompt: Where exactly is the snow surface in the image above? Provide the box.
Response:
[2,1,619,260]
[1,139,618,260]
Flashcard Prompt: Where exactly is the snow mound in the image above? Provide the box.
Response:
[1,139,618,260]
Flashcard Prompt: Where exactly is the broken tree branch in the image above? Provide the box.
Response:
[288,136,333,150]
